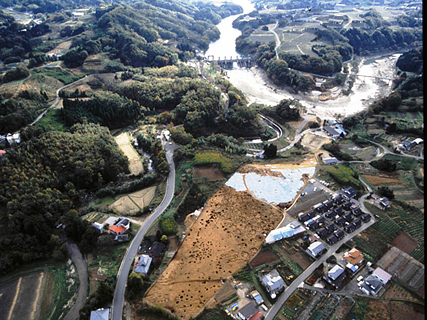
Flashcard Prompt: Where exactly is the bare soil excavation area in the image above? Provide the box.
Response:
[143,185,283,319]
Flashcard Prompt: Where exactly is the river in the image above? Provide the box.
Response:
[204,0,400,120]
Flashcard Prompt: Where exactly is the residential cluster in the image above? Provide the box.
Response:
[92,216,131,241]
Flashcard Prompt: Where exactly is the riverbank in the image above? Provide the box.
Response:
[226,53,400,120]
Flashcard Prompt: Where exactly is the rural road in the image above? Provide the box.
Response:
[28,75,91,127]
[111,135,177,320]
[265,217,375,320]
[63,242,88,320]
[270,20,280,59]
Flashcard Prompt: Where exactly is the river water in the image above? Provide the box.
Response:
[204,0,400,120]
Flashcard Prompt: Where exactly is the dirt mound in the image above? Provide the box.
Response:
[143,185,283,319]
[238,164,283,177]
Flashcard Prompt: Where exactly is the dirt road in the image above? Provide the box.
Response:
[63,243,88,320]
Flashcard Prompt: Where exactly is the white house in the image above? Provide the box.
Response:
[92,222,104,233]
[307,241,326,258]
[6,133,21,145]
[261,269,284,298]
[373,267,392,285]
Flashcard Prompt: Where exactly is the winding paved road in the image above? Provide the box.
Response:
[111,135,176,320]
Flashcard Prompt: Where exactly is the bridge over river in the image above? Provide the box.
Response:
[204,55,254,68]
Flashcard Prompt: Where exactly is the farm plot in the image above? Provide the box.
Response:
[390,231,419,254]
[377,246,424,297]
[143,184,283,319]
[248,32,276,44]
[115,132,143,175]
[0,272,46,320]
[192,166,225,183]
[277,31,322,57]
[330,297,354,320]
[389,300,424,320]
[249,248,280,270]
[109,186,156,215]
[362,174,405,186]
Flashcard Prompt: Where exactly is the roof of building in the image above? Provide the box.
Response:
[343,187,357,198]
[262,269,284,292]
[344,248,364,265]
[135,254,152,274]
[118,218,130,227]
[326,234,338,244]
[324,126,340,137]
[308,241,326,256]
[104,216,119,226]
[324,265,346,288]
[93,222,103,231]
[373,267,392,283]
[364,275,384,294]
[334,125,347,135]
[239,302,259,319]
[346,263,358,272]
[148,242,166,257]
[328,265,345,280]
[265,223,305,244]
[109,225,125,234]
[90,308,110,320]
[249,311,264,320]
[334,229,345,237]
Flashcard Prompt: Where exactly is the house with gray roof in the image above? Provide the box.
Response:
[90,308,110,320]
[360,275,384,295]
[324,265,346,289]
[135,254,152,274]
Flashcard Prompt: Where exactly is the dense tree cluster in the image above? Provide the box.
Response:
[2,0,101,13]
[233,13,278,54]
[60,0,241,69]
[2,65,30,83]
[255,43,312,92]
[359,9,390,29]
[396,10,423,28]
[341,27,422,55]
[79,275,117,320]
[0,91,47,134]
[116,76,261,138]
[396,47,423,74]
[0,11,51,63]
[260,99,301,124]
[61,91,147,129]
[0,123,129,274]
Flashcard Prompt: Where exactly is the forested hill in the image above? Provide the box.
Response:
[0,0,243,66]
[0,123,129,275]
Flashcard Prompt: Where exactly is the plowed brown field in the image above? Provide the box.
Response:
[143,185,283,319]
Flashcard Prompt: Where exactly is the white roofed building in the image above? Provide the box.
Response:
[306,241,326,258]
[90,308,110,320]
[261,269,284,298]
